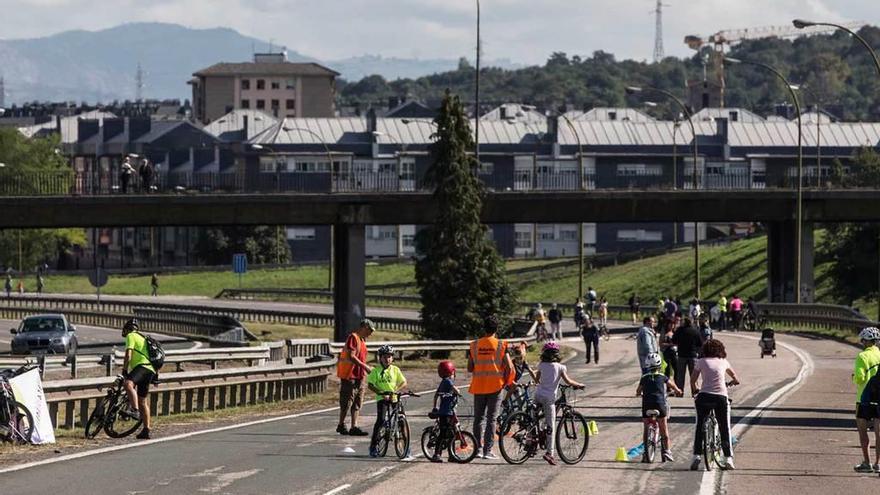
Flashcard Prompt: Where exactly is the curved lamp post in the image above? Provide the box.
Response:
[724,57,804,303]
[626,85,702,300]
[795,19,880,318]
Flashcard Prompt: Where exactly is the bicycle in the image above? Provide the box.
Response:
[374,391,418,459]
[695,382,736,471]
[84,374,144,439]
[497,382,533,433]
[0,365,36,444]
[420,392,478,463]
[499,385,590,465]
[643,409,662,463]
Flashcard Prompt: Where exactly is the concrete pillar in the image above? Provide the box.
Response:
[333,223,366,342]
[766,220,814,302]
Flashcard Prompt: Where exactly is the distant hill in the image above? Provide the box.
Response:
[0,22,520,104]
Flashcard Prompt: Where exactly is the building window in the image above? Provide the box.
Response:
[402,234,415,248]
[241,79,250,90]
[617,164,663,176]
[477,162,494,175]
[617,229,663,242]
[240,99,250,109]
[514,231,533,249]
[256,79,265,90]
[293,160,331,173]
[286,99,295,110]
[288,228,316,241]
[538,225,555,241]
[271,81,280,90]
[256,99,265,109]
[286,79,296,90]
[271,99,280,109]
[559,228,578,241]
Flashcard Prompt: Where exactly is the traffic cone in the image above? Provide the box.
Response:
[615,446,628,462]
[589,420,599,435]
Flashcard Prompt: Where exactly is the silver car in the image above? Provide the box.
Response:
[10,314,78,356]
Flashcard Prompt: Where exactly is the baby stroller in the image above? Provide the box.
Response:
[759,328,776,358]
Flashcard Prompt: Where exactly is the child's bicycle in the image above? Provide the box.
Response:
[643,409,662,463]
[498,385,590,465]
[375,391,419,459]
[420,393,478,463]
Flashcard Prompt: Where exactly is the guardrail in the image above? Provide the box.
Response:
[758,302,877,334]
[45,361,333,430]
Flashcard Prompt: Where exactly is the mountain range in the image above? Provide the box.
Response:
[0,22,522,105]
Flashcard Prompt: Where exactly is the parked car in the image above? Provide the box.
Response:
[10,314,78,357]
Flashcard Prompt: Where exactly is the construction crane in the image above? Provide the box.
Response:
[684,21,865,107]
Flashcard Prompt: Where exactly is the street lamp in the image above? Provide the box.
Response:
[626,85,702,300]
[475,0,481,165]
[790,84,824,188]
[795,19,880,317]
[724,56,804,303]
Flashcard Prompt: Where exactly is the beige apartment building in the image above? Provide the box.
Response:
[190,53,339,124]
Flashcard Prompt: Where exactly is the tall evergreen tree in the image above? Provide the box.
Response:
[415,91,516,340]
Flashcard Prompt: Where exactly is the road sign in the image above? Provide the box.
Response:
[88,268,108,288]
[233,254,248,274]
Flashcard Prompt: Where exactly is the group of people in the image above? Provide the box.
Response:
[4,266,47,296]
[120,156,156,194]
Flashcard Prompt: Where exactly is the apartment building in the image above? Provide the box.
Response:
[190,53,338,124]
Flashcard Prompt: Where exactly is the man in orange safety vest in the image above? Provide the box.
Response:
[468,314,514,459]
[336,318,375,436]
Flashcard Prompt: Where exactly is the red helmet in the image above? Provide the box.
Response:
[438,360,456,378]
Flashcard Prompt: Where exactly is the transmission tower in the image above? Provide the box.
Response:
[135,63,144,101]
[653,1,668,63]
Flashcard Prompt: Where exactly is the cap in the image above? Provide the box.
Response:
[360,318,376,331]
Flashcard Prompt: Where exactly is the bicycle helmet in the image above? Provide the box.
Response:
[438,360,455,378]
[858,326,880,342]
[643,352,663,370]
[377,344,394,356]
[122,318,139,334]
[542,341,560,353]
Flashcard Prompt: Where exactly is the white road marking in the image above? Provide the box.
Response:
[699,334,815,495]
[321,484,351,495]
[367,465,396,478]
[199,468,262,493]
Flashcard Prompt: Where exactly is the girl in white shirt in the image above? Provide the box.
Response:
[535,341,585,465]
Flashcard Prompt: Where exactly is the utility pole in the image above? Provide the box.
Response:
[475,0,481,164]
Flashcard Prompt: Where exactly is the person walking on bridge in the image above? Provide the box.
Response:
[468,315,513,459]
[336,319,375,436]
[852,327,880,473]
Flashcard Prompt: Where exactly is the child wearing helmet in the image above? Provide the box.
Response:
[429,360,462,462]
[636,352,683,463]
[367,345,408,457]
[534,341,585,465]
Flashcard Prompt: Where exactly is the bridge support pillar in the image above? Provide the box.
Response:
[767,220,814,303]
[333,223,365,342]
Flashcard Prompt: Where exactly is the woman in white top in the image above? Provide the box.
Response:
[535,341,585,465]
[689,339,740,471]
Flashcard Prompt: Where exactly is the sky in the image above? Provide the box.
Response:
[1,0,878,64]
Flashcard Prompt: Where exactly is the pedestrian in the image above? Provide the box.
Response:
[548,303,562,340]
[637,316,659,374]
[468,314,513,460]
[36,273,44,294]
[673,316,703,392]
[151,273,159,297]
[690,339,741,471]
[17,279,24,294]
[697,313,713,344]
[729,294,744,331]
[689,299,701,320]
[139,158,154,193]
[717,294,728,330]
[663,297,678,325]
[659,322,677,381]
[574,300,587,330]
[367,345,408,458]
[336,319,375,437]
[586,287,598,316]
[851,327,880,473]
[629,294,640,324]
[4,272,12,298]
[598,297,609,328]
[533,303,547,341]
[534,341,585,465]
[120,156,136,194]
[637,353,683,463]
[581,315,600,364]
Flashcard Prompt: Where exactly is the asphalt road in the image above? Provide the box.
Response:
[4,330,862,495]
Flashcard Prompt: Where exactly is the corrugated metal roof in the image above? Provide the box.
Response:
[481,104,545,123]
[203,109,277,139]
[17,110,116,143]
[568,107,656,122]
[693,108,764,123]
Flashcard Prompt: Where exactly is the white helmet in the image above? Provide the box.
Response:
[858,327,880,342]
[643,352,662,370]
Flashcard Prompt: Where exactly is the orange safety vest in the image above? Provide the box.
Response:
[337,333,366,379]
[469,336,508,395]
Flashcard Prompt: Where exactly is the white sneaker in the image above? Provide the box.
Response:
[723,456,736,470]
[483,452,499,460]
[474,452,484,459]
[690,455,702,471]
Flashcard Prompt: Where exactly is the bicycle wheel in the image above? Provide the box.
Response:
[104,394,143,439]
[702,418,718,471]
[420,427,440,461]
[448,429,478,464]
[556,410,589,464]
[644,423,658,463]
[499,412,537,465]
[394,417,411,459]
[5,401,34,444]
[376,423,390,457]
[84,396,108,439]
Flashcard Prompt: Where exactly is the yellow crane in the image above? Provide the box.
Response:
[684,21,864,107]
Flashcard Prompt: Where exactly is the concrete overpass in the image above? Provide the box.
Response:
[4,189,878,337]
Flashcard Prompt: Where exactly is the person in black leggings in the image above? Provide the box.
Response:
[581,315,600,364]
[690,339,741,471]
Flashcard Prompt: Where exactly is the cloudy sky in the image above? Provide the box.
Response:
[2,0,877,63]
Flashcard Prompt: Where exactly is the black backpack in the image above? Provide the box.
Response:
[864,364,880,404]
[135,332,165,372]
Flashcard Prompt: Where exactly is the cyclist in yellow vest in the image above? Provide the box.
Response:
[852,327,880,473]
[336,319,374,436]
[468,314,513,459]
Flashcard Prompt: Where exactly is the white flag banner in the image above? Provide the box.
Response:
[9,368,56,444]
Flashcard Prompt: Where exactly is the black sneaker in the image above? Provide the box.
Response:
[348,426,369,436]
[136,428,151,440]
[336,424,349,435]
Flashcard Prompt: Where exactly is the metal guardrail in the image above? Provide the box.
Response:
[758,302,877,334]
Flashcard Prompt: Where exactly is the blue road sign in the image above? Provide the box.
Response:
[233,253,248,274]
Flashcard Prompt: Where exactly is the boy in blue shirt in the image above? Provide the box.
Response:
[430,360,461,462]
[636,352,683,462]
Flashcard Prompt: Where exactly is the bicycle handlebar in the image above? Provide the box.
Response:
[381,391,420,399]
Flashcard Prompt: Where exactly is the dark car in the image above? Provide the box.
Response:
[10,314,78,356]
